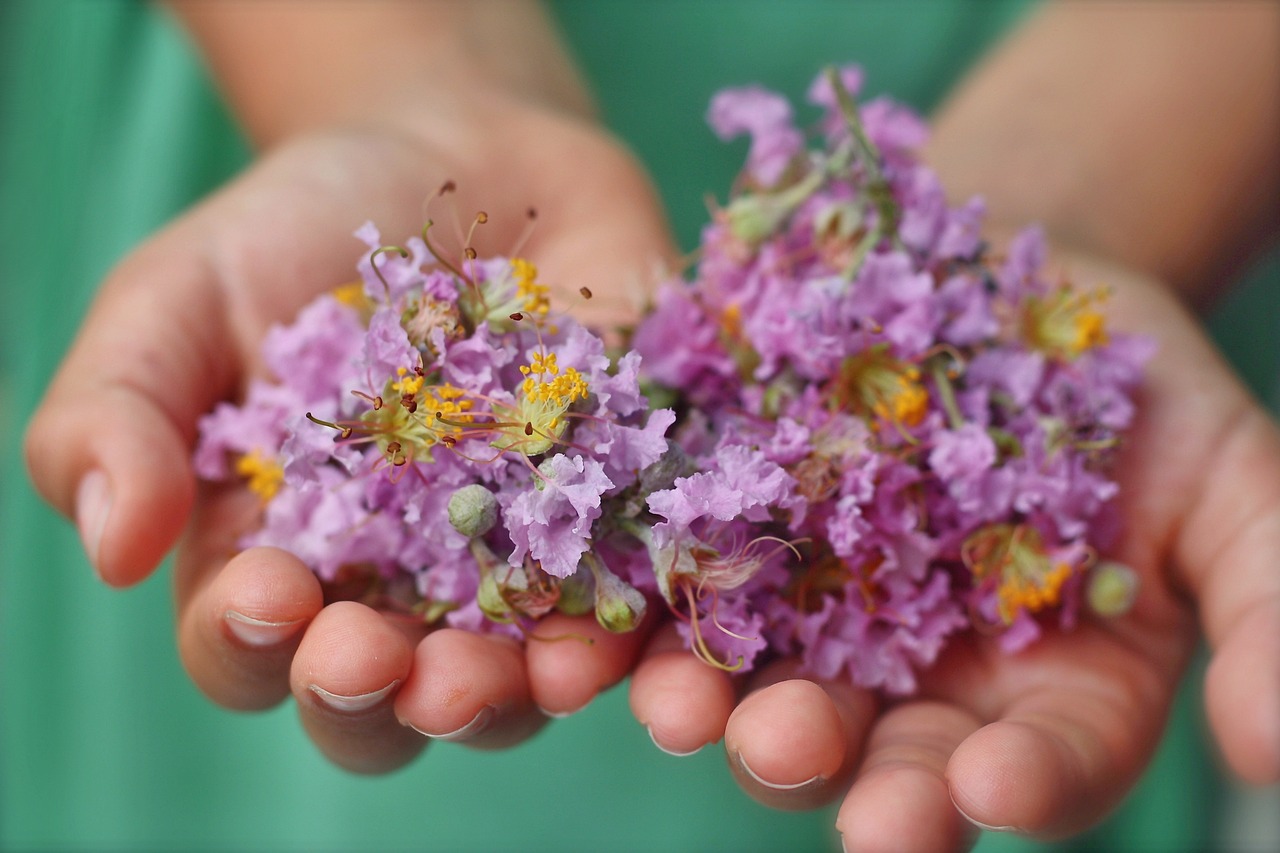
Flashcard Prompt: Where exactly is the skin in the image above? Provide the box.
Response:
[23,1,1280,848]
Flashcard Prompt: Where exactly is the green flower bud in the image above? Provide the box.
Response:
[476,569,513,622]
[449,484,498,538]
[556,563,595,617]
[1086,561,1139,617]
[638,442,692,495]
[723,168,824,247]
[470,538,515,622]
[585,554,646,633]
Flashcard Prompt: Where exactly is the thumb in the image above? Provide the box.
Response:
[24,225,240,587]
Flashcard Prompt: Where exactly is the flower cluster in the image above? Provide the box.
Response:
[629,67,1149,692]
[195,197,675,637]
[194,67,1148,695]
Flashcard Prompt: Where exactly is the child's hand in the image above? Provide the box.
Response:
[24,90,679,772]
[627,251,1280,849]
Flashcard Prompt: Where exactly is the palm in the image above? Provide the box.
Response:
[27,104,678,772]
[648,258,1280,850]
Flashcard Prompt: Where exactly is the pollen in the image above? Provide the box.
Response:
[720,302,743,339]
[524,365,588,407]
[519,349,587,407]
[235,450,285,501]
[871,368,928,427]
[1072,309,1107,353]
[421,383,473,430]
[512,257,551,317]
[392,366,425,396]
[332,281,369,310]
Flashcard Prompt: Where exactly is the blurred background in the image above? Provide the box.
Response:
[2,2,1276,850]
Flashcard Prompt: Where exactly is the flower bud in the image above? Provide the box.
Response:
[556,564,595,617]
[1086,561,1139,617]
[448,484,498,538]
[585,555,646,633]
[476,569,514,622]
[723,168,824,246]
[638,442,692,495]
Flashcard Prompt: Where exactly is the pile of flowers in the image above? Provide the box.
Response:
[195,67,1148,694]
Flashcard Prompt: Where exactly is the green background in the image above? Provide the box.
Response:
[2,2,1275,850]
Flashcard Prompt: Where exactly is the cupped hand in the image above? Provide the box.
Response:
[23,92,679,773]
[628,251,1280,850]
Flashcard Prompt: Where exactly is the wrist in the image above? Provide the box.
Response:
[167,0,595,149]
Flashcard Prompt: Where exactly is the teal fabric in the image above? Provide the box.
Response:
[2,1,1272,850]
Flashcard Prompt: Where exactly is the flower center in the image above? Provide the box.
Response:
[963,523,1075,624]
[835,345,929,428]
[235,450,284,501]
[1022,287,1109,360]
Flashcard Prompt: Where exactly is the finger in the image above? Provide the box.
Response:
[394,628,546,750]
[509,120,679,334]
[628,624,736,756]
[524,612,651,717]
[290,600,422,774]
[1205,599,1280,783]
[945,662,1169,840]
[23,237,234,585]
[724,673,877,811]
[20,132,454,587]
[835,702,982,853]
[1106,277,1280,783]
[176,534,323,710]
[1172,402,1280,783]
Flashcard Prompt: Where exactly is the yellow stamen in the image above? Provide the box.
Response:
[332,282,369,310]
[1023,286,1110,360]
[235,450,284,501]
[392,366,425,396]
[512,257,551,316]
[494,350,589,456]
[963,524,1076,624]
[720,303,743,339]
[836,347,929,429]
[421,383,474,431]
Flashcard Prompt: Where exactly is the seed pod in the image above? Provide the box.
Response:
[448,484,499,538]
[1086,561,1139,617]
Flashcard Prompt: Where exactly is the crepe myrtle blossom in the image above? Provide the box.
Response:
[196,67,1146,692]
[632,65,1147,687]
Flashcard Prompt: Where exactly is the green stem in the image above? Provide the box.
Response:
[825,66,901,252]
[931,364,965,430]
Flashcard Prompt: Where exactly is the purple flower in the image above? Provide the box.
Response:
[795,570,965,695]
[707,86,805,186]
[504,454,614,578]
[362,306,419,381]
[355,222,434,302]
[261,296,366,397]
[647,445,796,548]
[807,64,865,111]
[631,284,736,402]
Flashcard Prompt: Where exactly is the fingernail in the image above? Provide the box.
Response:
[952,800,1018,833]
[537,699,590,719]
[224,611,305,647]
[309,680,400,714]
[407,705,495,741]
[648,725,703,757]
[735,750,825,792]
[76,470,111,576]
